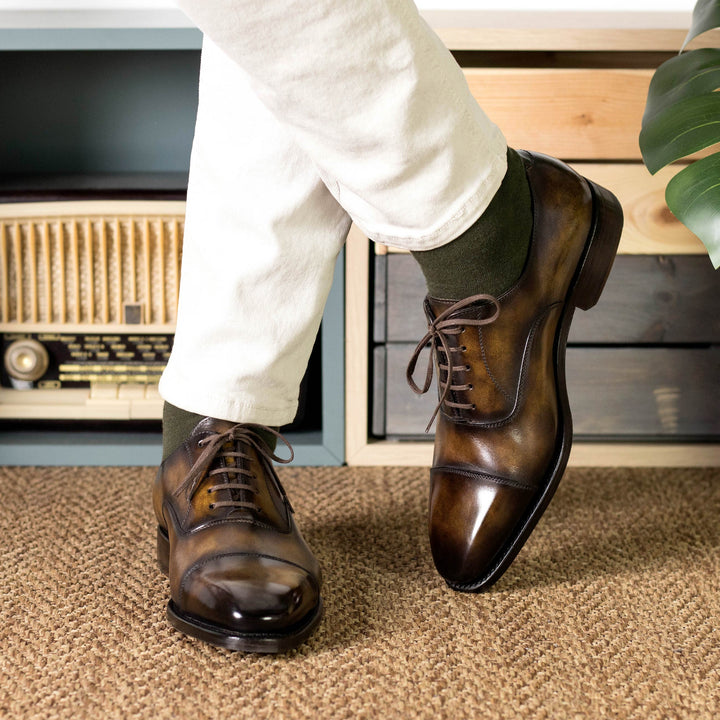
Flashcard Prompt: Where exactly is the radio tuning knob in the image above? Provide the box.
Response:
[4,339,50,382]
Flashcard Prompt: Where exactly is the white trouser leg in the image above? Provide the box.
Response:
[159,40,350,425]
[174,0,507,250]
[162,0,508,424]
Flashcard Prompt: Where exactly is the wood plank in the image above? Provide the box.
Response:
[464,69,650,160]
[383,163,706,255]
[380,254,720,344]
[420,12,720,52]
[441,28,693,52]
[381,345,720,439]
[345,225,373,464]
[570,255,720,344]
[571,163,707,255]
[345,438,720,468]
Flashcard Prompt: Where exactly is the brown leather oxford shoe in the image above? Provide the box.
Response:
[408,151,623,591]
[153,418,322,652]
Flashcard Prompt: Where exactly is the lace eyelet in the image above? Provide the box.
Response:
[465,365,471,371]
[471,404,477,410]
[460,346,467,352]
[208,503,215,510]
[468,384,473,390]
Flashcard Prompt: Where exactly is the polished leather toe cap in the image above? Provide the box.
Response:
[429,469,536,587]
[181,554,320,634]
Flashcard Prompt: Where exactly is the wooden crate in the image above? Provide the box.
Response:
[345,27,720,467]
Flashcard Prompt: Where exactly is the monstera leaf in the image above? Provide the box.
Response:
[639,0,720,268]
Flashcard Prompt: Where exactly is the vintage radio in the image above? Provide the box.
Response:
[0,195,186,420]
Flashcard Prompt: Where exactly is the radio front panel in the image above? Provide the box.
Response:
[0,200,185,420]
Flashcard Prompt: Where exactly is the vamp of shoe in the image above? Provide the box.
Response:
[153,418,322,652]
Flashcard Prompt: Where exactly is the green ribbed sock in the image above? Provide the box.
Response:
[411,147,532,299]
[161,402,278,462]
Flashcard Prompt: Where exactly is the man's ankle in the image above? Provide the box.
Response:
[411,147,532,300]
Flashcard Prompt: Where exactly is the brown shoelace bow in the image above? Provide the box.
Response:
[175,424,294,512]
[407,293,500,432]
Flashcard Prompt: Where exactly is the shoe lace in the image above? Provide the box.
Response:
[406,293,500,432]
[175,424,294,512]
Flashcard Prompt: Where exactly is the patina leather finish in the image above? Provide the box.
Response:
[411,151,624,591]
[153,418,322,652]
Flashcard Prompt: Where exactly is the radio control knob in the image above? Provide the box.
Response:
[4,339,50,382]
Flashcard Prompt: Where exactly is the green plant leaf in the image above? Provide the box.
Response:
[639,92,720,173]
[682,0,720,50]
[642,48,720,125]
[665,152,720,267]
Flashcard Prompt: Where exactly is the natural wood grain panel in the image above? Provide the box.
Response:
[440,27,720,52]
[345,438,720,468]
[383,163,705,255]
[464,69,650,159]
[572,163,706,254]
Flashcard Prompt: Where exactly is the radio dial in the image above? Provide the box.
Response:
[4,339,50,382]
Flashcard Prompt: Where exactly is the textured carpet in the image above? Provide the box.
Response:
[1,464,719,719]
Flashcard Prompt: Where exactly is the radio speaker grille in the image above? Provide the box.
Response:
[1,211,184,326]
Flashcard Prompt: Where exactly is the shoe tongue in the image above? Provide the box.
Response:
[425,295,497,323]
[192,416,238,437]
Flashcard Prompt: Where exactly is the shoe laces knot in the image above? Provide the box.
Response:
[406,293,500,432]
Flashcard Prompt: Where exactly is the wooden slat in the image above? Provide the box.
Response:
[421,12,720,52]
[172,219,180,317]
[346,439,720,468]
[345,224,374,463]
[0,223,8,322]
[28,222,37,323]
[570,255,720,344]
[572,163,706,254]
[158,219,166,324]
[464,68,650,160]
[85,218,94,323]
[384,163,705,256]
[381,345,720,439]
[114,217,122,323]
[13,222,22,323]
[143,218,151,323]
[129,218,137,303]
[379,254,720,344]
[42,221,52,323]
[440,28,720,53]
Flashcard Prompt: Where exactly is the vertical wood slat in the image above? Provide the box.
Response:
[13,222,22,323]
[143,218,151,323]
[0,223,8,322]
[129,218,137,302]
[57,220,67,323]
[42,221,52,323]
[71,220,80,324]
[85,219,94,323]
[172,219,180,315]
[100,219,108,324]
[114,218,122,323]
[28,223,37,323]
[158,219,166,324]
